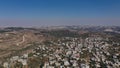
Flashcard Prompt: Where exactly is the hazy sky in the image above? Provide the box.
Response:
[0,0,120,27]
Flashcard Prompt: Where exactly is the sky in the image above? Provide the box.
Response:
[0,0,120,27]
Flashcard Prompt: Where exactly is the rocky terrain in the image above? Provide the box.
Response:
[0,28,47,62]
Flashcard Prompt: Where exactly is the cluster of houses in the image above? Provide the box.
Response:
[2,36,120,68]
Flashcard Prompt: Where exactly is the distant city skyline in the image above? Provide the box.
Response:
[0,0,120,27]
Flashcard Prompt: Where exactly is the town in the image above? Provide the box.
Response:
[0,26,119,68]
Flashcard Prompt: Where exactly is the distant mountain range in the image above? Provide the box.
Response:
[0,25,120,34]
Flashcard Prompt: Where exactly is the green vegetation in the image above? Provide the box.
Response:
[42,30,80,37]
[27,57,40,68]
